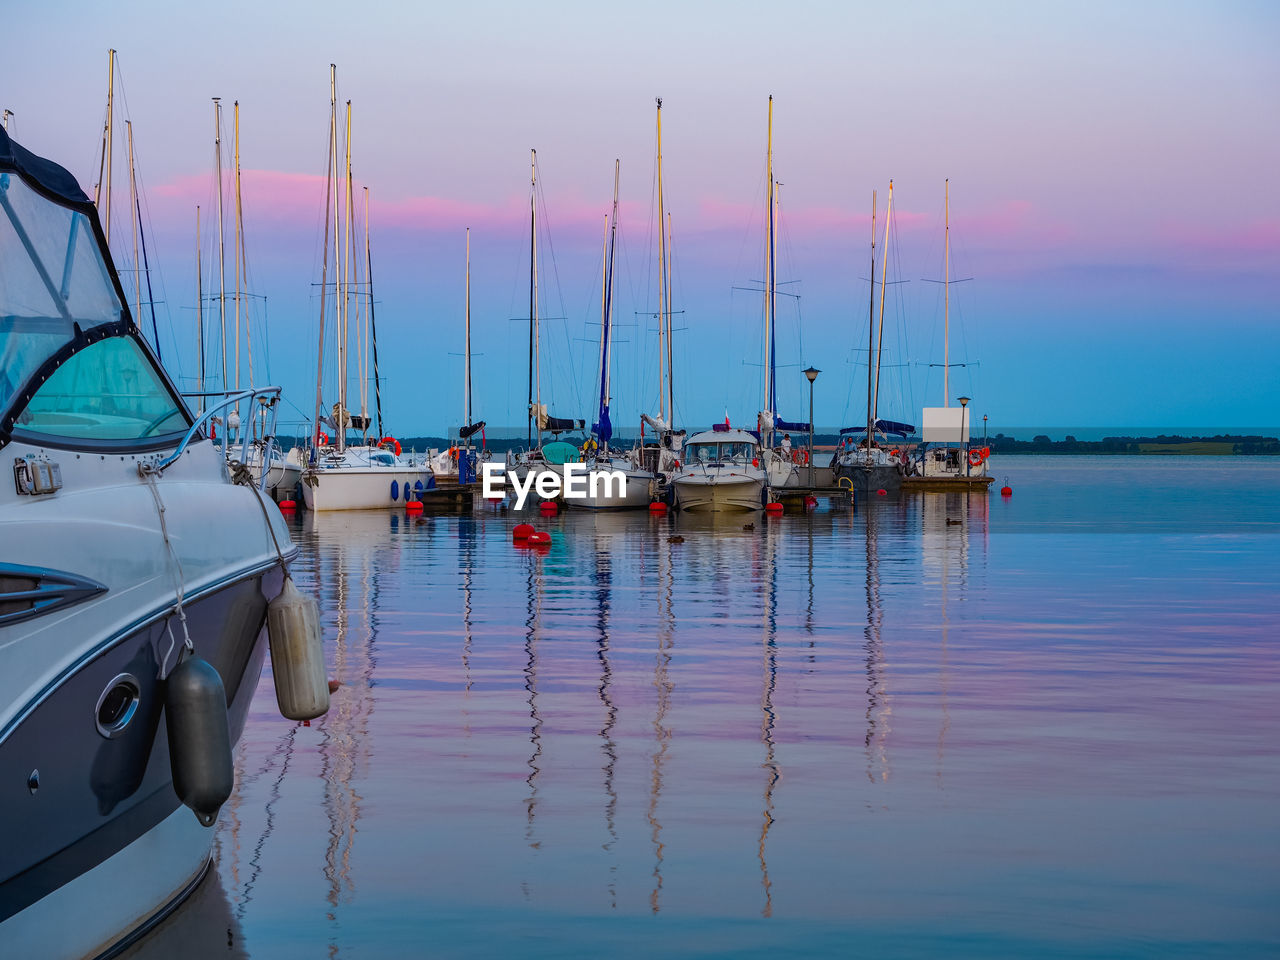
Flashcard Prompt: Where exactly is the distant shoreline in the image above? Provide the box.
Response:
[983,434,1279,456]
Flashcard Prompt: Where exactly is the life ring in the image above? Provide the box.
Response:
[380,436,402,457]
[968,448,985,467]
[318,431,330,445]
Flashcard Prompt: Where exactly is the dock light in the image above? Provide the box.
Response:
[958,397,970,477]
[803,367,820,488]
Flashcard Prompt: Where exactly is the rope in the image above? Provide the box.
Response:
[140,468,194,679]
[228,459,291,580]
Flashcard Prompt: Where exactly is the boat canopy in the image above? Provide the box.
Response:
[1,127,189,451]
[687,428,759,446]
[458,420,485,440]
[774,418,811,433]
[840,418,916,439]
[541,441,580,465]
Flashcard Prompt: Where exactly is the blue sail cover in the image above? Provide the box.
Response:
[775,418,811,433]
[592,405,612,443]
[840,419,916,438]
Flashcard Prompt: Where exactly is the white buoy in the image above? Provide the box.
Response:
[266,576,330,721]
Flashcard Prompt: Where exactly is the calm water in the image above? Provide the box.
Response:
[128,457,1280,959]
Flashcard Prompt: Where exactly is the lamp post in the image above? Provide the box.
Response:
[958,396,970,477]
[804,366,820,488]
[983,414,988,444]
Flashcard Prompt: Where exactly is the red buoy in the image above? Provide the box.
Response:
[1001,486,1013,496]
[277,500,296,511]
[765,502,784,514]
[512,522,535,541]
[539,500,559,515]
[877,488,887,496]
[649,501,668,514]
[527,531,552,546]
[406,501,423,513]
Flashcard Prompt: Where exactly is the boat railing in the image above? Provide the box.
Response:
[152,387,284,489]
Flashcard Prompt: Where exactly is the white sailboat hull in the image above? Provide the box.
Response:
[573,467,656,510]
[301,459,433,512]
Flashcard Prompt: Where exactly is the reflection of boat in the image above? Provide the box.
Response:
[0,126,293,956]
[672,428,767,512]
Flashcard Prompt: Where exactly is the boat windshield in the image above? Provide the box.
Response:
[1,171,124,416]
[688,441,755,463]
[2,167,189,448]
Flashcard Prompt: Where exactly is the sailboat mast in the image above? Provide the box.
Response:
[666,210,674,424]
[765,94,775,439]
[606,159,620,425]
[872,179,893,429]
[233,101,241,391]
[366,187,384,440]
[312,64,336,450]
[196,205,204,399]
[532,150,542,449]
[528,148,536,447]
[943,178,950,407]
[597,214,609,442]
[103,49,114,245]
[339,99,352,453]
[213,98,227,392]
[866,191,876,447]
[127,120,140,329]
[130,135,161,363]
[464,226,471,435]
[655,98,666,423]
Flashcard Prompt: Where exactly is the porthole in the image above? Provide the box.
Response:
[95,674,141,739]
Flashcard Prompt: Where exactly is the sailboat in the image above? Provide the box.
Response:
[833,181,913,494]
[506,149,584,498]
[215,100,299,500]
[910,180,993,488]
[576,160,657,509]
[633,97,685,483]
[752,96,805,490]
[301,66,430,511]
[429,228,484,487]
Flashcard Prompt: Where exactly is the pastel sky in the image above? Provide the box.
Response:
[5,0,1278,434]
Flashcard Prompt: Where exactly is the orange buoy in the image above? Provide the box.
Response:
[278,500,296,511]
[539,500,558,515]
[1001,485,1013,496]
[877,488,887,496]
[512,523,535,540]
[765,502,784,514]
[649,501,668,514]
[527,531,552,546]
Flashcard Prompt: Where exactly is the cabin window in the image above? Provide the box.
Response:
[12,335,187,443]
[1,172,124,415]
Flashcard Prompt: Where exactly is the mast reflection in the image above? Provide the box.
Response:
[648,526,674,914]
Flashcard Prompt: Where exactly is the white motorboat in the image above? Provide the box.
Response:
[672,428,767,512]
[0,126,300,957]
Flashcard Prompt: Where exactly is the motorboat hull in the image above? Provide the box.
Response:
[673,473,766,512]
[0,566,280,959]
